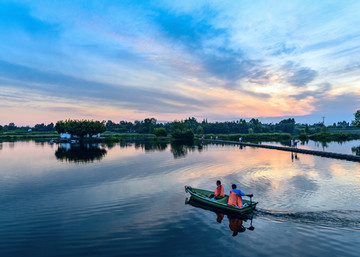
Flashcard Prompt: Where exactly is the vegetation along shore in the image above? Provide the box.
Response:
[1,110,360,144]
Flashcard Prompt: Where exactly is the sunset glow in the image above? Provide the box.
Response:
[1,0,359,126]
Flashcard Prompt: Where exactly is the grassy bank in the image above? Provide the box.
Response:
[102,132,169,143]
[0,131,59,140]
[2,131,360,144]
[200,133,292,143]
[308,132,360,142]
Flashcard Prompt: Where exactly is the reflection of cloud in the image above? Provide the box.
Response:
[288,175,319,192]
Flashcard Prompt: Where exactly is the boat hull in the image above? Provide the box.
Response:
[185,186,258,215]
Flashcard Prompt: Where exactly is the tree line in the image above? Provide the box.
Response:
[1,110,359,136]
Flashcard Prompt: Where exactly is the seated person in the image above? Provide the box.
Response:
[227,184,246,207]
[208,180,225,199]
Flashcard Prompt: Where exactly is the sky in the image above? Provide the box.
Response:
[0,0,359,126]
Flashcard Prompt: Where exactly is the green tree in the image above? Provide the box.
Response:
[154,127,167,137]
[249,118,263,133]
[337,120,349,128]
[184,117,198,132]
[276,118,295,133]
[237,119,248,133]
[170,120,194,141]
[55,120,66,133]
[196,125,204,135]
[6,122,16,131]
[0,125,3,133]
[353,110,360,127]
[55,120,106,138]
[142,118,157,133]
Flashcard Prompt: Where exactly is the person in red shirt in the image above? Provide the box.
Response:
[208,180,225,199]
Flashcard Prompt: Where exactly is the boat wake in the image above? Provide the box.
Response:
[256,209,360,230]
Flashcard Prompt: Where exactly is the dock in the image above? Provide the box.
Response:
[203,139,360,162]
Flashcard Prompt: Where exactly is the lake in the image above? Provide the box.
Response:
[265,139,360,155]
[0,140,359,257]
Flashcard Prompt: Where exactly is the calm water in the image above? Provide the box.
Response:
[266,139,360,155]
[0,141,359,257]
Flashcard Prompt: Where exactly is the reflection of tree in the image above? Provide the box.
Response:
[170,142,201,159]
[134,142,168,152]
[351,146,360,156]
[55,143,107,163]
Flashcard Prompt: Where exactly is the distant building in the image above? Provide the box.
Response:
[28,129,32,132]
[84,133,101,138]
[60,132,71,139]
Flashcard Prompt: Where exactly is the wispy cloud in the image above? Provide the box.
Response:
[283,61,318,87]
[0,0,360,125]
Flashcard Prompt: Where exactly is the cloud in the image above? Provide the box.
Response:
[283,61,318,87]
[153,8,267,83]
[303,33,360,53]
[313,93,360,115]
[0,1,59,36]
[270,42,297,56]
[290,82,332,100]
[0,60,207,114]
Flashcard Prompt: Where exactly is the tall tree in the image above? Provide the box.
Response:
[353,110,360,127]
[55,120,106,138]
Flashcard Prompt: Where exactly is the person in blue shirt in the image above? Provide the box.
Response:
[227,184,253,207]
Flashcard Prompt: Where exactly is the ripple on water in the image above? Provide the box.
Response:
[256,209,360,231]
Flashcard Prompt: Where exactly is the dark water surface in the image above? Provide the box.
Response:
[0,141,359,257]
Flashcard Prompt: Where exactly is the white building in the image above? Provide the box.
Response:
[60,132,71,139]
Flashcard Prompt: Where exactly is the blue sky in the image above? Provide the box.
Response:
[0,0,359,125]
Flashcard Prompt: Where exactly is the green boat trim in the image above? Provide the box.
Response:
[185,185,258,214]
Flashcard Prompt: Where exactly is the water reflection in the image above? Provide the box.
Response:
[1,140,360,257]
[55,143,107,163]
[53,141,205,163]
[186,197,255,236]
[171,141,203,159]
[351,146,360,156]
[134,142,168,152]
[291,152,300,161]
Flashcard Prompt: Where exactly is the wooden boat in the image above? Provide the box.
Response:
[185,186,258,215]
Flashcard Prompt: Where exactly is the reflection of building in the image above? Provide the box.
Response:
[60,143,71,150]
[85,133,101,138]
